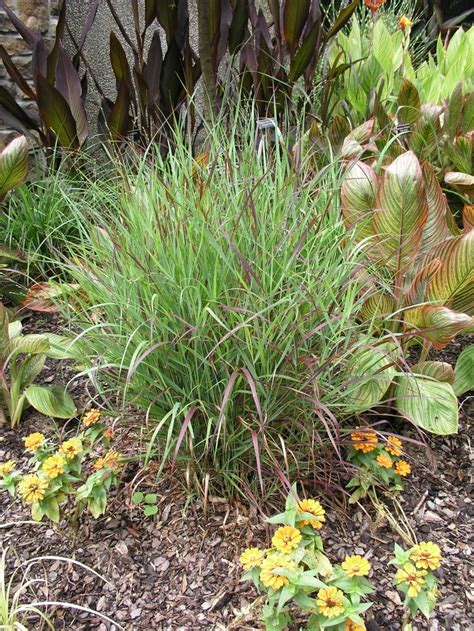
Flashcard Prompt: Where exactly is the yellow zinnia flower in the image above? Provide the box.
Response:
[259,553,297,591]
[42,454,66,479]
[93,450,122,471]
[23,432,45,452]
[18,474,48,504]
[395,563,427,597]
[60,438,83,460]
[298,498,326,529]
[272,526,302,554]
[351,427,378,453]
[346,619,366,631]
[394,460,411,477]
[410,542,441,571]
[385,436,403,457]
[342,555,371,577]
[0,460,15,476]
[376,453,393,468]
[239,547,265,570]
[82,408,101,427]
[316,586,345,618]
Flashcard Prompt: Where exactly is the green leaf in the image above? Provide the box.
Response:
[37,74,79,149]
[373,151,427,271]
[424,231,474,316]
[40,497,60,523]
[372,20,394,77]
[19,354,46,389]
[144,493,157,504]
[341,161,377,243]
[412,361,455,384]
[0,135,28,200]
[25,385,76,419]
[453,344,474,396]
[325,0,361,42]
[106,80,131,141]
[345,343,396,412]
[420,162,451,255]
[132,491,144,505]
[398,79,420,125]
[8,334,50,357]
[395,376,458,435]
[144,504,158,517]
[404,305,472,349]
[42,334,77,360]
[445,82,464,138]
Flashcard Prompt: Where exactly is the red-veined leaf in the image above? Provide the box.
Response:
[398,78,420,125]
[372,151,427,271]
[420,161,450,254]
[463,205,474,232]
[341,160,377,243]
[404,304,472,348]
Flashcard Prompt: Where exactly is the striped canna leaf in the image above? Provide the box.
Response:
[420,161,451,254]
[411,361,456,384]
[372,151,428,272]
[340,160,377,244]
[404,304,472,348]
[423,231,474,315]
[0,135,28,201]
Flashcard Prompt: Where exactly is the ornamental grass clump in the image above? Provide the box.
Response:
[390,542,442,626]
[0,410,122,524]
[57,118,376,497]
[239,484,374,630]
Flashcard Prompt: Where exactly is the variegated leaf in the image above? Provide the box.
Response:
[463,204,474,232]
[372,151,427,271]
[420,162,450,254]
[411,361,455,384]
[0,135,28,200]
[341,161,377,243]
[395,376,458,435]
[344,342,396,412]
[404,304,472,348]
[453,345,474,396]
[424,231,474,315]
[445,171,474,200]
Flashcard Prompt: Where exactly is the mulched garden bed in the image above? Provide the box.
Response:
[0,313,472,630]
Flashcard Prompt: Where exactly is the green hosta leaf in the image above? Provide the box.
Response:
[395,376,458,435]
[372,151,427,271]
[341,161,377,243]
[398,79,420,125]
[453,345,474,396]
[345,343,396,412]
[0,135,28,200]
[25,385,76,419]
[144,504,158,517]
[411,361,455,384]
